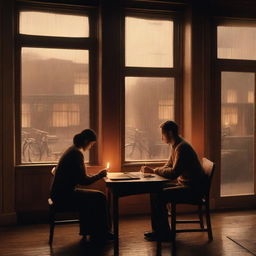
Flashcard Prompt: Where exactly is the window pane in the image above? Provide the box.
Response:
[125,17,173,67]
[125,77,174,161]
[21,48,89,163]
[218,26,256,60]
[20,11,89,37]
[221,72,255,196]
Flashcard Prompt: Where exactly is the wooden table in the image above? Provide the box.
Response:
[104,172,169,256]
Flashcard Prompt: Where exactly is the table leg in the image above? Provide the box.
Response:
[106,187,112,231]
[113,192,119,256]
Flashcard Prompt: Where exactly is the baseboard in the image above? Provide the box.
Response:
[17,210,49,224]
[0,212,17,225]
[16,210,81,224]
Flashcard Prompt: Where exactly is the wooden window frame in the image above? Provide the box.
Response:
[15,2,100,166]
[121,10,183,165]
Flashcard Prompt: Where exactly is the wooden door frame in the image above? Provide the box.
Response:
[212,19,256,209]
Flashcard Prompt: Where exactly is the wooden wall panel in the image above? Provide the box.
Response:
[0,0,3,216]
[183,8,192,143]
[101,0,122,172]
[0,0,16,225]
[15,166,105,212]
[16,168,51,211]
[15,166,155,218]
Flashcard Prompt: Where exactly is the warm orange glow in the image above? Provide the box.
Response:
[106,162,110,170]
[20,11,89,38]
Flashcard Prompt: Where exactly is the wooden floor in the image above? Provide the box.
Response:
[0,210,256,256]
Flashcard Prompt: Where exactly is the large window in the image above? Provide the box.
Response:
[18,9,96,164]
[221,72,255,196]
[217,23,256,196]
[124,15,180,162]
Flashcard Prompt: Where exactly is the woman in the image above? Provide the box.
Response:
[50,129,112,244]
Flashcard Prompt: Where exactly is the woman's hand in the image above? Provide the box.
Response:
[98,169,107,178]
[140,166,154,173]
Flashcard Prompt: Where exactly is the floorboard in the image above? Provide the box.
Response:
[0,210,256,256]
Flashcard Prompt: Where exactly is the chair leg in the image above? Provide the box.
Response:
[170,203,176,243]
[156,241,162,256]
[49,211,55,246]
[167,203,171,216]
[205,202,213,241]
[198,204,204,229]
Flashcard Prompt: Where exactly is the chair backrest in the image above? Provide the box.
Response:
[49,167,56,185]
[51,167,56,176]
[49,167,57,199]
[202,158,215,198]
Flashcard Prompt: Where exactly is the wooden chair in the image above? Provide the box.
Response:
[169,158,215,243]
[48,167,80,246]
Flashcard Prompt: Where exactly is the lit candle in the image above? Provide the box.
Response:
[106,162,110,170]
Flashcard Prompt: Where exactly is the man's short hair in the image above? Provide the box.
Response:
[160,121,179,136]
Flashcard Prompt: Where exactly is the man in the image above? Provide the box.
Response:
[141,121,206,241]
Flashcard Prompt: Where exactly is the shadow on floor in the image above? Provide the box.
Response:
[50,241,114,256]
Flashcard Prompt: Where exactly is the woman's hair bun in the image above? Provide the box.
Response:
[73,129,97,147]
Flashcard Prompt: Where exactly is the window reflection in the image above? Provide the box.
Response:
[52,103,80,127]
[22,103,31,128]
[221,72,255,196]
[125,77,174,161]
[21,48,89,163]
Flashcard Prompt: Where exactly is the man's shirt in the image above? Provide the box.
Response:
[154,137,206,186]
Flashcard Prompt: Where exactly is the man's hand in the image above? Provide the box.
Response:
[98,169,107,178]
[140,166,154,173]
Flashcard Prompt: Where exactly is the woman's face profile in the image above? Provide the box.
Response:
[89,141,96,149]
[82,141,96,151]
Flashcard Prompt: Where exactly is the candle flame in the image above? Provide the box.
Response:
[106,162,110,170]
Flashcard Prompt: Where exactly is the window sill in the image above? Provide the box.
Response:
[15,163,103,168]
[123,161,167,167]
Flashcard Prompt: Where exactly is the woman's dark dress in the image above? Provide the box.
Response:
[50,146,109,237]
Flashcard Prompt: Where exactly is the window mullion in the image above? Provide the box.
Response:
[17,35,95,50]
[125,67,176,77]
